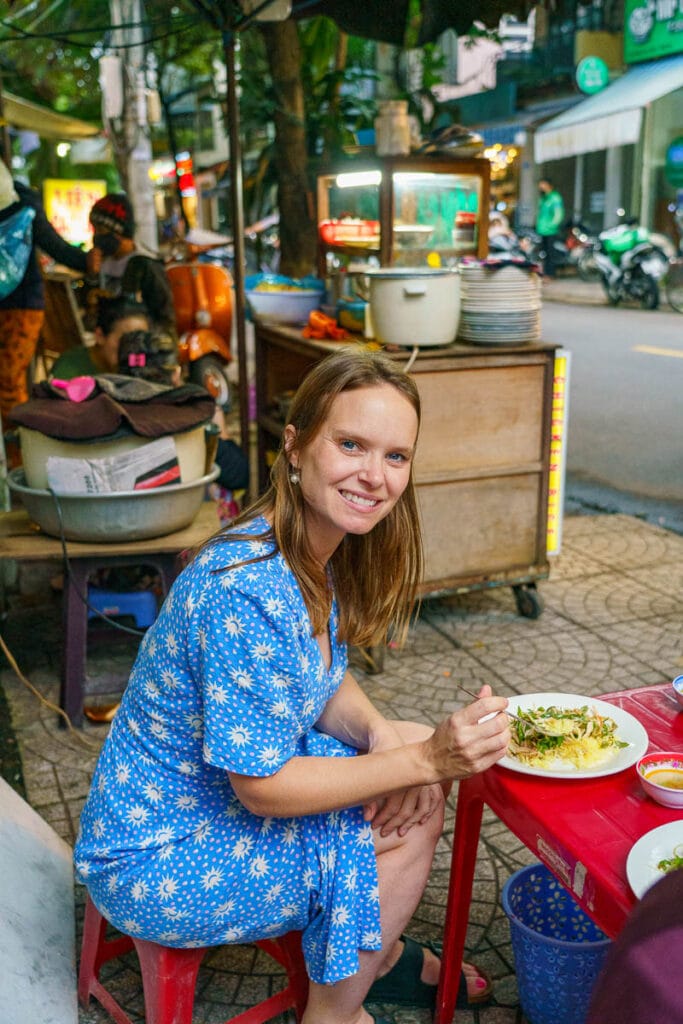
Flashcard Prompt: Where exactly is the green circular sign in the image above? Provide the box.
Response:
[576,56,609,95]
[665,137,683,187]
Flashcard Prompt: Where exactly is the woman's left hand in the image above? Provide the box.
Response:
[363,723,441,837]
[364,781,442,837]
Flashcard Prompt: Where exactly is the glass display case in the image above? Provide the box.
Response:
[316,155,490,274]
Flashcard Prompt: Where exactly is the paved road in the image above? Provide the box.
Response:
[541,300,683,533]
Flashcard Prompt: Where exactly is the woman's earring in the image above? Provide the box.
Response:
[289,469,300,485]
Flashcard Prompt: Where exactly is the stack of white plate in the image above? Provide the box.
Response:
[458,263,542,345]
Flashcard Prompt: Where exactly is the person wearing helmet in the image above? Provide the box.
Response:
[88,192,177,365]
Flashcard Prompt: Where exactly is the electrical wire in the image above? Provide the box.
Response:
[0,630,101,751]
[47,487,147,638]
[0,488,158,748]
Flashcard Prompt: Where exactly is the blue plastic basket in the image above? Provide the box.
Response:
[502,864,611,1024]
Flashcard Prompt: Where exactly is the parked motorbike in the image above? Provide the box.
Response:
[586,219,670,309]
[517,220,594,275]
[166,231,234,410]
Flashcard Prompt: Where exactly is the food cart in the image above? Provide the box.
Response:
[254,155,559,660]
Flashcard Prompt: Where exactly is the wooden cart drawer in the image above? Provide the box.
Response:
[414,363,547,476]
[418,473,545,586]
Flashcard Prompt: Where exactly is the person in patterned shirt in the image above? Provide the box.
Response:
[75,346,509,1024]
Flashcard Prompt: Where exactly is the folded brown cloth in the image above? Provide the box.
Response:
[9,377,215,440]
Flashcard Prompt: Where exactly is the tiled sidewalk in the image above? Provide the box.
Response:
[2,511,682,1024]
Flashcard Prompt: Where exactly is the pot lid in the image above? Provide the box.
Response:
[361,266,459,279]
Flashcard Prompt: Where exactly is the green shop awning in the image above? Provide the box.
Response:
[534,54,683,162]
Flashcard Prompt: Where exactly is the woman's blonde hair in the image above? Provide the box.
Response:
[209,346,423,647]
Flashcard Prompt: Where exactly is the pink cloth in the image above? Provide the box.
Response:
[50,376,97,403]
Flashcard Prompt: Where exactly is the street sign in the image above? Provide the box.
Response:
[575,56,609,94]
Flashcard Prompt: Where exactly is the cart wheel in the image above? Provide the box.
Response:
[358,645,385,674]
[512,583,544,619]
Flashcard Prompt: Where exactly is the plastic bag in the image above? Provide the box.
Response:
[0,205,35,300]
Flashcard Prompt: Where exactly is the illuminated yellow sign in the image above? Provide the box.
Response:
[547,350,571,557]
[43,178,107,246]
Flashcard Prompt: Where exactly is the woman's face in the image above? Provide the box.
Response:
[95,315,149,372]
[285,383,418,564]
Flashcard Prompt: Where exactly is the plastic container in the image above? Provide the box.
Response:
[502,863,611,1024]
[672,674,683,709]
[244,273,324,325]
[374,100,411,156]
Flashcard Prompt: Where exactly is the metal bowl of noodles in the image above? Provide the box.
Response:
[8,465,219,543]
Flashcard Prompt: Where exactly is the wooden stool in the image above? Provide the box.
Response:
[78,894,309,1024]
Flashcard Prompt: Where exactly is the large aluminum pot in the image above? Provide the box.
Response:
[362,267,461,348]
[8,465,219,543]
[18,423,210,491]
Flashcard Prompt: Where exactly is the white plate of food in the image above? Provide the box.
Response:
[626,821,683,898]
[498,692,649,779]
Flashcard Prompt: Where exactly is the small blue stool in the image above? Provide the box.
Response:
[87,587,158,629]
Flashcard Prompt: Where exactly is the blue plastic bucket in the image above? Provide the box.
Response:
[501,864,611,1024]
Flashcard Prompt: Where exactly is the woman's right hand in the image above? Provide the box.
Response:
[423,685,510,781]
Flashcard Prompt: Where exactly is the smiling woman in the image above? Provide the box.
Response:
[74,347,510,1024]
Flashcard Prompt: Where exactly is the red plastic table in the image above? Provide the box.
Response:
[435,684,683,1024]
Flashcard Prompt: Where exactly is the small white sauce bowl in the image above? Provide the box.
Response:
[637,751,683,808]
[672,675,683,710]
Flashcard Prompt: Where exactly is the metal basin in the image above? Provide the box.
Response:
[8,465,219,543]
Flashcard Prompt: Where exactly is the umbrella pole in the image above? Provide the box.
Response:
[222,29,250,470]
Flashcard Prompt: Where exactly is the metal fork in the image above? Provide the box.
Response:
[458,685,561,737]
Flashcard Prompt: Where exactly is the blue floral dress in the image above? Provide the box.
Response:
[74,519,382,984]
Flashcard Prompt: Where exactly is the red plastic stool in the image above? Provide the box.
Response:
[78,894,309,1024]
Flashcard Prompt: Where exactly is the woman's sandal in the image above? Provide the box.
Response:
[366,934,493,1011]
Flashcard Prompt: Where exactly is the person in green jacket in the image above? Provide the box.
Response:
[535,178,565,278]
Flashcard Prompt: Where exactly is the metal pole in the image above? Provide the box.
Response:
[0,69,12,166]
[223,29,250,457]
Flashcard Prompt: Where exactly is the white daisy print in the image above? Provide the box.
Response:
[230,667,254,690]
[282,822,299,845]
[331,904,350,926]
[258,746,280,768]
[161,669,181,690]
[344,866,358,891]
[206,682,229,705]
[263,596,285,617]
[165,632,178,655]
[201,867,224,891]
[252,641,275,661]
[175,794,199,811]
[228,724,251,747]
[150,719,169,742]
[270,699,290,719]
[131,881,149,902]
[224,615,243,636]
[212,898,236,920]
[143,782,164,804]
[126,805,149,826]
[157,876,179,900]
[249,855,269,879]
[265,883,284,903]
[231,835,254,860]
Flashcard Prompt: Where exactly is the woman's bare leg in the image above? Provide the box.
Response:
[302,720,444,1024]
